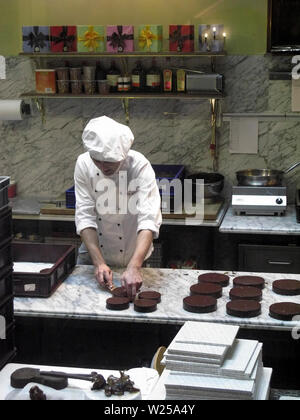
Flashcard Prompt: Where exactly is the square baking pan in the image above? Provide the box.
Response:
[12,243,76,298]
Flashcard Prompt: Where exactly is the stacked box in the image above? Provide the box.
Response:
[138,25,163,52]
[169,25,194,52]
[106,25,134,53]
[0,181,15,369]
[50,26,77,52]
[77,25,105,52]
[22,26,50,53]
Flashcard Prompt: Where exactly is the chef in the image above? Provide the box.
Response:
[74,116,162,299]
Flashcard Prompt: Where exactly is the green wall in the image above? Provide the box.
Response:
[0,0,268,56]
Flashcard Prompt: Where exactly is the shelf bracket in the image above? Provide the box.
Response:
[121,98,130,126]
[33,97,46,125]
[209,98,222,172]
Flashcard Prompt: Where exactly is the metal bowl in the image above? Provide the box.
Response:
[236,169,284,187]
[187,173,224,199]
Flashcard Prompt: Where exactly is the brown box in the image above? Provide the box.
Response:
[35,69,56,94]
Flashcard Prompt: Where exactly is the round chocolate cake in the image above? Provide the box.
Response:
[183,295,217,314]
[190,283,222,299]
[233,275,265,290]
[198,272,230,287]
[226,300,261,318]
[106,297,130,311]
[111,287,128,298]
[134,299,157,313]
[138,291,161,303]
[269,302,300,321]
[272,279,300,296]
[229,286,262,302]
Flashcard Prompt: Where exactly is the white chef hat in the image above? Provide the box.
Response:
[82,116,134,162]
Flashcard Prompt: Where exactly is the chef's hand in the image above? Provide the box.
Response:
[121,267,142,300]
[95,263,113,290]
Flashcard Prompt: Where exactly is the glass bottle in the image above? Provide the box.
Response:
[106,60,121,93]
[146,58,161,93]
[131,61,146,92]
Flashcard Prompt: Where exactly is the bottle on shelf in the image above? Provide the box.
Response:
[176,69,186,92]
[95,61,106,82]
[146,58,161,93]
[163,69,172,92]
[131,61,146,92]
[106,60,121,93]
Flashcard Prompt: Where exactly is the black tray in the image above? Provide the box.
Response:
[0,266,13,303]
[0,295,14,327]
[13,243,76,297]
[0,323,16,370]
[0,177,10,212]
[0,207,12,246]
[0,238,13,273]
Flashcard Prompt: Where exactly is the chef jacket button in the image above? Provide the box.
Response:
[120,250,123,253]
[117,223,120,226]
[97,173,99,176]
[100,245,103,248]
[99,218,101,221]
[119,237,122,240]
[99,233,102,236]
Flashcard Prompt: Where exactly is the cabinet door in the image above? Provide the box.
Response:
[239,244,300,274]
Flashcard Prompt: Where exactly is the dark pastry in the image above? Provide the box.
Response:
[183,295,217,314]
[29,386,47,400]
[229,286,262,301]
[272,279,300,296]
[91,373,106,390]
[198,272,230,287]
[111,287,128,298]
[138,291,161,303]
[233,275,265,290]
[103,371,139,397]
[106,297,130,311]
[134,299,157,313]
[269,302,300,321]
[226,300,261,318]
[190,283,222,299]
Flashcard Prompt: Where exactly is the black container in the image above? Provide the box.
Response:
[13,243,76,297]
[0,207,12,245]
[0,266,13,305]
[0,323,16,370]
[0,176,10,212]
[0,238,13,273]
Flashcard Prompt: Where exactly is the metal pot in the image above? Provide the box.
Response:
[187,172,224,199]
[236,162,300,187]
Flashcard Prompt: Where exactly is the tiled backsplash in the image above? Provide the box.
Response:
[0,55,299,201]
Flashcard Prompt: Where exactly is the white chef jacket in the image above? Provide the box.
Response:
[74,151,162,267]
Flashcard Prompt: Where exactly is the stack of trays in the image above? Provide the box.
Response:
[0,177,16,369]
[162,321,272,400]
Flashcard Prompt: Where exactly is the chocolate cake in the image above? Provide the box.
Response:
[134,299,157,313]
[233,275,265,289]
[269,302,300,321]
[183,295,217,314]
[111,287,128,298]
[229,286,262,302]
[272,279,300,296]
[198,272,230,287]
[226,300,261,318]
[138,291,161,303]
[190,283,222,299]
[106,297,130,311]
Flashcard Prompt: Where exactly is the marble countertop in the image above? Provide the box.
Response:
[220,205,300,235]
[14,266,300,332]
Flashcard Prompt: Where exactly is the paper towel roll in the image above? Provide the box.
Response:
[0,100,29,120]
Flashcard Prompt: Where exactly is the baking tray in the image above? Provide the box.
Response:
[12,243,76,298]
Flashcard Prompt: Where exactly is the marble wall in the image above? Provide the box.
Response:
[0,54,299,201]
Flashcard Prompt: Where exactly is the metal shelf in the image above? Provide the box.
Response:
[19,51,226,58]
[20,91,225,100]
